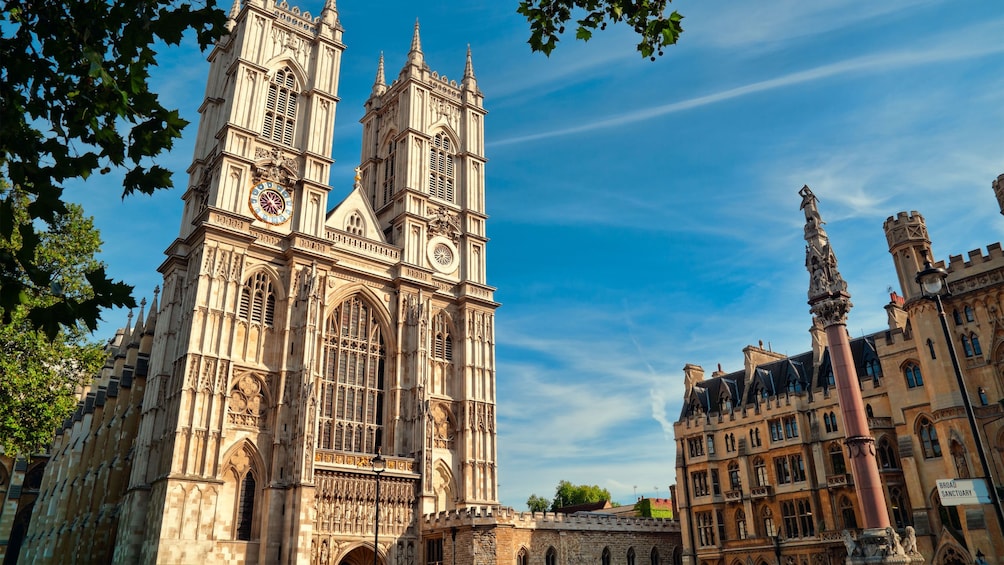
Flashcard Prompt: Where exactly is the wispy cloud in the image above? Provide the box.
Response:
[490,24,1004,147]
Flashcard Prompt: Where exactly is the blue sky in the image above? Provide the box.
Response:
[65,1,1003,509]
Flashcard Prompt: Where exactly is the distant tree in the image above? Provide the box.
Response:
[0,0,228,336]
[517,0,684,59]
[0,187,108,455]
[550,480,614,510]
[527,494,550,512]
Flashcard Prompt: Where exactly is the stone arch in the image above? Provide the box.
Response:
[433,459,456,513]
[324,283,396,353]
[335,540,387,565]
[226,368,272,430]
[218,439,266,541]
[262,56,308,89]
[932,538,969,565]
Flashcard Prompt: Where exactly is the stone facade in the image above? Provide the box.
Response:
[3,2,682,563]
[674,175,1004,565]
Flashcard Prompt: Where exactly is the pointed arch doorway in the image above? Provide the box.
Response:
[335,545,383,565]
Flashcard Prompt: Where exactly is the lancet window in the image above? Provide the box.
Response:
[429,133,456,202]
[382,139,397,206]
[433,311,453,361]
[903,362,924,388]
[262,66,298,146]
[239,272,276,326]
[319,296,386,453]
[918,417,941,458]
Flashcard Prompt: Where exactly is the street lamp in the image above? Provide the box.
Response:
[371,448,387,565]
[916,255,1004,535]
[772,534,782,565]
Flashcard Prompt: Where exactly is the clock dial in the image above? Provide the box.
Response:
[249,181,293,224]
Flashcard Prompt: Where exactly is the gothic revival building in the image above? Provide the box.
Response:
[3,2,681,564]
[674,175,1004,565]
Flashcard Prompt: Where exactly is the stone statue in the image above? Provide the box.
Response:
[842,530,860,557]
[885,526,904,556]
[901,526,918,555]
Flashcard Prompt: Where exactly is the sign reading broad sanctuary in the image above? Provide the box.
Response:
[936,478,991,506]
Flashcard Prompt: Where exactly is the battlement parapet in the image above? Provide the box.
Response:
[883,211,928,250]
[945,242,1004,274]
[422,506,679,532]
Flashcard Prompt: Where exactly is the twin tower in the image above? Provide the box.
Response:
[25,1,498,564]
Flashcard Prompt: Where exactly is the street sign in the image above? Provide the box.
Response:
[936,478,991,506]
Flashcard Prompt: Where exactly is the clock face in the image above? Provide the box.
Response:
[249,181,293,225]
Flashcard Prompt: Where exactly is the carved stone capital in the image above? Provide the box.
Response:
[810,294,853,327]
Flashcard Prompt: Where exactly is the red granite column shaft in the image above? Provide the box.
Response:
[826,324,890,530]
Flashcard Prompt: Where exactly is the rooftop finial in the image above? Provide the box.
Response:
[321,0,338,28]
[354,166,362,190]
[372,52,386,96]
[407,19,425,67]
[226,0,240,31]
[462,44,478,91]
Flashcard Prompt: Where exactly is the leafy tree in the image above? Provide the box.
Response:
[0,187,108,455]
[517,0,684,59]
[550,480,614,510]
[527,493,550,512]
[0,0,228,336]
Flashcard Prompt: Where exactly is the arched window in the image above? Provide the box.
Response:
[546,547,558,565]
[865,404,873,418]
[964,306,975,323]
[890,487,911,528]
[650,547,660,565]
[934,491,962,532]
[824,368,835,388]
[903,363,923,388]
[719,391,732,413]
[971,333,982,356]
[877,437,898,469]
[263,66,298,145]
[602,547,612,565]
[239,271,276,326]
[762,507,776,537]
[797,499,814,537]
[433,311,453,361]
[961,335,973,357]
[320,296,386,453]
[839,496,857,529]
[382,139,397,206]
[236,471,256,540]
[627,548,636,565]
[926,339,937,359]
[829,411,839,431]
[979,387,989,406]
[735,509,747,540]
[829,443,846,475]
[865,359,882,386]
[753,457,768,487]
[728,461,741,490]
[918,417,941,458]
[517,548,528,565]
[950,440,970,478]
[429,133,455,202]
[952,309,963,325]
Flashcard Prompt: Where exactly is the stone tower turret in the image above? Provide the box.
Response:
[883,211,932,302]
[994,173,1004,216]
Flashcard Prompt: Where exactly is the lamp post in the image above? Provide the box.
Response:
[371,448,387,565]
[772,534,782,565]
[916,256,1004,535]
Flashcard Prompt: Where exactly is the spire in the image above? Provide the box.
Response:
[145,286,160,331]
[320,0,338,29]
[800,185,851,326]
[225,0,240,31]
[462,44,477,91]
[407,19,424,68]
[372,52,386,96]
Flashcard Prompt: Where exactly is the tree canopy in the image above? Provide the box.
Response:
[517,0,684,59]
[0,0,227,336]
[0,187,109,455]
[551,480,614,510]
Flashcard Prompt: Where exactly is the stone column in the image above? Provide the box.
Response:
[799,186,923,565]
